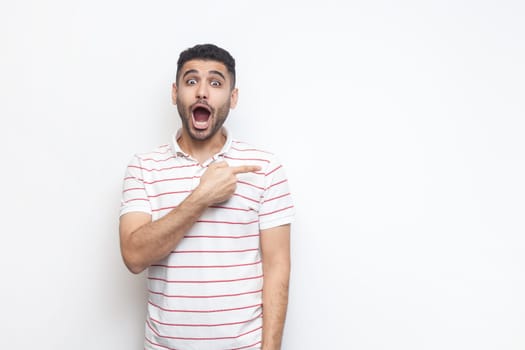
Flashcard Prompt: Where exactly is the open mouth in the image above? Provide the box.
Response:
[191,104,212,130]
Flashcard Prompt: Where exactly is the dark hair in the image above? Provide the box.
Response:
[176,43,236,88]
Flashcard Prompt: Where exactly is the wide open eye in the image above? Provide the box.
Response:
[186,78,197,85]
[210,80,222,87]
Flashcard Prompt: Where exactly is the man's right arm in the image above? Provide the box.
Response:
[119,189,209,274]
[119,161,260,274]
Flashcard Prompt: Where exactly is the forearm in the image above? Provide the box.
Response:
[121,190,209,273]
[262,260,290,350]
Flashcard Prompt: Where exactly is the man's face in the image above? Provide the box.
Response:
[172,59,238,142]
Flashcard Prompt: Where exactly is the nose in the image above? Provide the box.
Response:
[196,81,209,100]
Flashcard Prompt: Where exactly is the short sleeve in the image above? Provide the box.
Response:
[120,155,152,216]
[258,156,295,230]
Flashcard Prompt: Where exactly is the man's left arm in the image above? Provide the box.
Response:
[260,223,291,350]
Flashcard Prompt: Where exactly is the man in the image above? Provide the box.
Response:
[119,43,295,350]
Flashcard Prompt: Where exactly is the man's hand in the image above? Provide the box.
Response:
[195,161,261,205]
[119,161,261,274]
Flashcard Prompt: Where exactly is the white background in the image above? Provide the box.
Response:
[1,0,524,349]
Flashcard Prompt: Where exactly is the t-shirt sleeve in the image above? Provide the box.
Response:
[120,155,152,217]
[258,156,295,230]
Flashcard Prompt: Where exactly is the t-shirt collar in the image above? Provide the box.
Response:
[171,127,232,160]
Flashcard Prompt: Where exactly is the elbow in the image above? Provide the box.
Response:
[263,257,291,281]
[121,251,147,274]
[126,261,146,275]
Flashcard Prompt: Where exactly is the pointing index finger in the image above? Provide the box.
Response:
[231,165,261,174]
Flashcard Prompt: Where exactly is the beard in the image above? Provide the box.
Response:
[177,98,231,142]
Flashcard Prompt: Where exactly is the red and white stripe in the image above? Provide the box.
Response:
[120,129,294,350]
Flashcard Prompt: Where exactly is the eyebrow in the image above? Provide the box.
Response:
[182,69,226,81]
[182,69,199,79]
[208,70,226,80]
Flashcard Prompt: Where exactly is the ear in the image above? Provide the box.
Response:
[229,88,239,109]
[171,83,177,105]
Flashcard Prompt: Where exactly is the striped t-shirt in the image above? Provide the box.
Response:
[120,128,295,350]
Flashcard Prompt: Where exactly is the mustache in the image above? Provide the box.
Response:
[191,100,214,113]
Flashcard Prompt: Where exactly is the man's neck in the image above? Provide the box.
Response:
[177,128,227,165]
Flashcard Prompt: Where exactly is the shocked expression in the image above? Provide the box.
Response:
[173,60,238,142]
